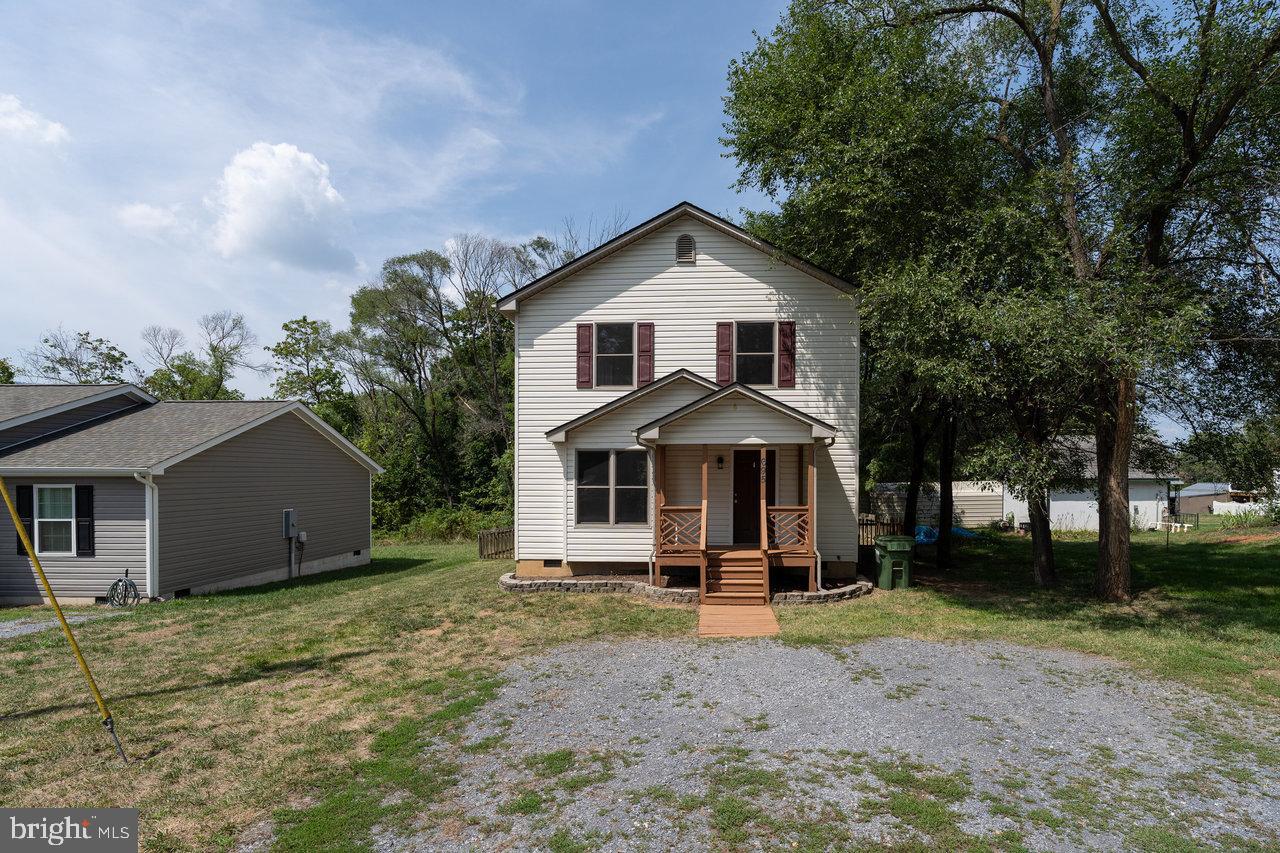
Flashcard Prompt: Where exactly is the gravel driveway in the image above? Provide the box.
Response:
[0,609,122,641]
[383,637,1279,852]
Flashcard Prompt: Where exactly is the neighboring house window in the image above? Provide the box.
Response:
[35,485,75,555]
[576,449,649,525]
[676,234,696,264]
[735,322,776,386]
[595,323,635,387]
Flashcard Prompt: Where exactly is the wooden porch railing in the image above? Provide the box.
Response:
[766,505,812,552]
[658,505,703,552]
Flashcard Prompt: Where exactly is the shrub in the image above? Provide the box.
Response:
[390,507,512,542]
[1218,509,1269,530]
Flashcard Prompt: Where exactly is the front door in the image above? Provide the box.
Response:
[732,449,776,544]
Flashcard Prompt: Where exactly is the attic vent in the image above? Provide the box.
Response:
[676,234,696,264]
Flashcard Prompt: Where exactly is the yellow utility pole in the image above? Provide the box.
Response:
[0,474,127,761]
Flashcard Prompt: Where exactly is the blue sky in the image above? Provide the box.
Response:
[0,0,786,395]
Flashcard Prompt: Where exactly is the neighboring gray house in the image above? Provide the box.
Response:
[0,383,382,604]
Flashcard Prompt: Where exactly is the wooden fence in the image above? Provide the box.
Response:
[858,513,905,545]
[478,526,515,559]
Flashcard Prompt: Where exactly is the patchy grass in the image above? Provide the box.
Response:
[3,527,1277,850]
[780,527,1280,704]
[0,543,693,851]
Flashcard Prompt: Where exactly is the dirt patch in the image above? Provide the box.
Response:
[1217,530,1280,544]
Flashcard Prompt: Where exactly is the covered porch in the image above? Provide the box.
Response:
[637,383,836,605]
[653,443,820,604]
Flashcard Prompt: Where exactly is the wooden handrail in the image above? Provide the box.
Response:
[659,504,701,512]
[766,504,808,512]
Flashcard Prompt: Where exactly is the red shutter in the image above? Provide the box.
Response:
[576,323,593,388]
[716,322,733,385]
[778,320,796,388]
[637,322,654,386]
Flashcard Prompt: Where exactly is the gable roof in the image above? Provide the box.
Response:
[497,201,857,314]
[545,370,718,442]
[634,383,837,442]
[0,383,156,431]
[0,400,383,475]
[1054,435,1173,481]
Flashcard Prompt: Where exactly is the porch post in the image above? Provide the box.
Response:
[808,442,818,591]
[655,445,666,566]
[700,444,708,602]
[759,447,769,552]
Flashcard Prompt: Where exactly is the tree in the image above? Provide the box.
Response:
[725,3,1088,583]
[859,0,1280,600]
[0,357,14,384]
[22,328,135,384]
[139,311,267,400]
[266,316,346,405]
[727,0,1280,597]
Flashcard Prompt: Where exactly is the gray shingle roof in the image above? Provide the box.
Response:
[1054,435,1173,480]
[0,384,130,424]
[0,400,292,470]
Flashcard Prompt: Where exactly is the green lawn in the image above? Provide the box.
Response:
[0,527,1275,851]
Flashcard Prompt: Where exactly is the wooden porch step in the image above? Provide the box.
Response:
[703,591,769,606]
[707,579,766,593]
[708,565,763,578]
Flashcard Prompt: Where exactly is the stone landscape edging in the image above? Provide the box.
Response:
[498,573,874,605]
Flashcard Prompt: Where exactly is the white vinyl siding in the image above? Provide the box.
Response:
[514,215,860,565]
[656,397,814,445]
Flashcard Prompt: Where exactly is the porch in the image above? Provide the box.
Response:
[654,443,819,605]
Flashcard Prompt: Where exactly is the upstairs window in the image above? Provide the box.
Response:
[676,234,696,264]
[576,449,648,525]
[595,323,634,387]
[735,322,776,386]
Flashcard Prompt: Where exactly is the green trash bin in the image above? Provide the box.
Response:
[874,535,916,590]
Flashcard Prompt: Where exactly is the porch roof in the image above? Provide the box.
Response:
[544,369,718,443]
[633,384,837,444]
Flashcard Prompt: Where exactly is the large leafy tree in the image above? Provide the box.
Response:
[139,311,267,400]
[727,0,1280,598]
[22,328,135,384]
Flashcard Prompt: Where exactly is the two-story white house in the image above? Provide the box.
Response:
[498,202,860,605]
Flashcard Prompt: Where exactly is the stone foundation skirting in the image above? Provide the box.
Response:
[499,573,875,606]
[499,573,699,604]
[771,578,875,604]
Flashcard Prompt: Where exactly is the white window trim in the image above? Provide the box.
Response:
[592,322,638,389]
[34,483,76,557]
[734,320,779,388]
[574,449,650,527]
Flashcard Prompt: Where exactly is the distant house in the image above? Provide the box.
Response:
[1,383,382,604]
[872,438,1174,532]
[1175,483,1260,515]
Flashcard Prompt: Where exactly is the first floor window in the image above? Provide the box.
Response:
[576,449,649,524]
[36,485,74,554]
[735,321,776,385]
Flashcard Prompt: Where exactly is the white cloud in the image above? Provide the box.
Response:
[0,94,69,145]
[209,142,356,272]
[115,202,193,240]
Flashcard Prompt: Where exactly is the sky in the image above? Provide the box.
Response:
[0,0,787,396]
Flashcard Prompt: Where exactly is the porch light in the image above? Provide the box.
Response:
[717,456,724,470]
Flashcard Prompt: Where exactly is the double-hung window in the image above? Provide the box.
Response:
[576,450,649,525]
[594,323,635,387]
[735,322,776,386]
[35,485,75,555]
